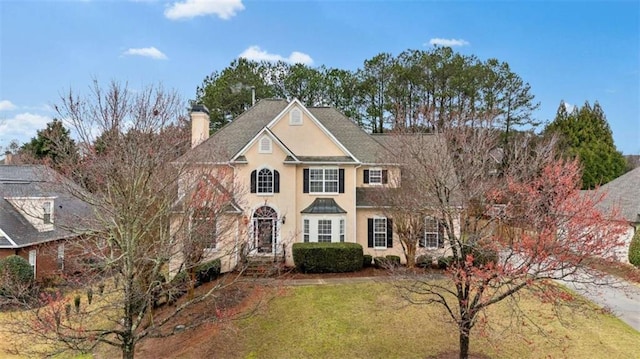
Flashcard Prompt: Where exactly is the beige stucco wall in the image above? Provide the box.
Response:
[5,197,56,232]
[610,224,636,263]
[270,106,347,157]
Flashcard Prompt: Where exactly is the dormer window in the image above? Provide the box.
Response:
[364,169,388,185]
[289,108,302,125]
[259,136,272,153]
[42,202,52,224]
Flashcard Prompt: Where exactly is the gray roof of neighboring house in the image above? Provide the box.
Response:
[593,167,640,223]
[180,99,393,164]
[0,165,94,248]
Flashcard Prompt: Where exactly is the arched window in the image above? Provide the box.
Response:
[251,168,280,194]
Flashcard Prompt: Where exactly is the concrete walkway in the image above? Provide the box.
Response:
[253,273,640,332]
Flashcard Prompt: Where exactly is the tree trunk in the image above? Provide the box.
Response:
[459,331,470,359]
[122,336,135,359]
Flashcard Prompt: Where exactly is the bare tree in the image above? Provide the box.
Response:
[4,81,247,359]
[378,123,627,359]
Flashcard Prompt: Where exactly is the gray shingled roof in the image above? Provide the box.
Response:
[180,99,393,164]
[0,165,94,248]
[592,167,640,223]
[301,198,347,214]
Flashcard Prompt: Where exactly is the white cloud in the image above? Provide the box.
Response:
[165,0,244,20]
[0,100,17,111]
[427,38,470,47]
[239,46,314,65]
[0,113,51,144]
[122,47,168,60]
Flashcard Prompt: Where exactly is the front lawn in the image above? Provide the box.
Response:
[238,282,639,359]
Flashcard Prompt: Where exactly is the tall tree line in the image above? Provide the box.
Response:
[195,47,539,138]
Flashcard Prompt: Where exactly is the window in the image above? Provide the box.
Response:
[421,217,444,249]
[364,169,388,185]
[42,201,52,224]
[57,243,65,270]
[317,220,332,242]
[28,250,36,278]
[303,219,310,243]
[259,136,272,153]
[302,217,345,243]
[373,218,387,248]
[251,168,280,194]
[192,208,218,250]
[367,217,393,248]
[290,108,302,125]
[304,168,343,194]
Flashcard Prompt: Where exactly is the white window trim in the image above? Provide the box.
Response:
[309,167,339,194]
[423,217,440,249]
[368,168,383,185]
[28,250,36,278]
[256,167,274,195]
[289,108,303,125]
[373,217,388,249]
[301,216,346,243]
[258,136,272,154]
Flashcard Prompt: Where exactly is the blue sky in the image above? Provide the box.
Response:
[1,0,638,154]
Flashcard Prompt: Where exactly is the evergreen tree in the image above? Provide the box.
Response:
[20,118,79,172]
[545,101,626,189]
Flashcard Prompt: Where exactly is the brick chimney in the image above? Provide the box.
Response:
[190,104,210,149]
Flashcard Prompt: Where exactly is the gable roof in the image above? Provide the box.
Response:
[179,99,393,164]
[592,167,640,223]
[0,165,94,248]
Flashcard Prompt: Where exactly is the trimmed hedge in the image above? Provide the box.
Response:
[385,255,401,267]
[416,255,431,268]
[196,258,221,284]
[462,244,498,267]
[629,229,640,267]
[363,254,373,268]
[437,256,454,269]
[293,243,363,273]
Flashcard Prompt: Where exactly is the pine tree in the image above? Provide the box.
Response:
[545,101,626,189]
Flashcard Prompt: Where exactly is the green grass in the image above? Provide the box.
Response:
[238,282,640,359]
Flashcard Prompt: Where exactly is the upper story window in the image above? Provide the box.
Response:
[289,108,303,125]
[303,168,344,194]
[42,202,52,224]
[363,169,388,185]
[251,168,280,194]
[259,136,272,153]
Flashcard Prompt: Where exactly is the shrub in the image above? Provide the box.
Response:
[462,243,498,267]
[195,258,221,284]
[363,254,373,268]
[416,255,432,268]
[437,256,454,269]
[0,255,34,286]
[292,243,363,273]
[385,255,401,267]
[629,229,640,267]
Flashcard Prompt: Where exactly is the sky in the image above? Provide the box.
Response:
[0,0,638,155]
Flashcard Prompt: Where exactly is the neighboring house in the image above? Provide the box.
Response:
[591,167,640,263]
[171,99,457,273]
[0,165,93,280]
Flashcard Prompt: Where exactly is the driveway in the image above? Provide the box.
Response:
[557,273,640,332]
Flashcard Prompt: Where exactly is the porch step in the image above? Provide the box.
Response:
[243,256,285,277]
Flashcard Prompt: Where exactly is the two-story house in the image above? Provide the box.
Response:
[171,99,453,273]
[0,165,94,280]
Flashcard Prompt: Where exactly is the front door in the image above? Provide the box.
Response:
[253,206,277,254]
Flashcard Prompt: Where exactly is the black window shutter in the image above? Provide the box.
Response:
[274,170,280,193]
[367,218,374,248]
[250,170,257,193]
[382,170,388,184]
[363,169,370,184]
[386,218,393,248]
[438,221,445,248]
[339,169,345,193]
[303,169,309,193]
